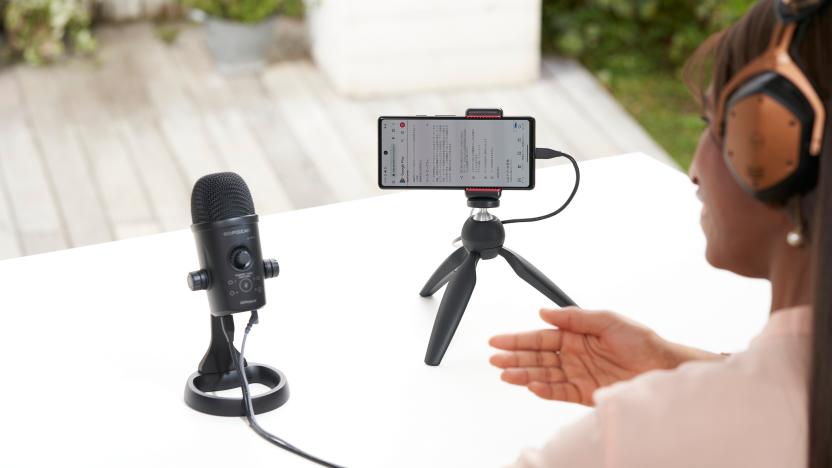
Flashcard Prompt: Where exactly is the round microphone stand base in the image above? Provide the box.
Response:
[185,363,289,417]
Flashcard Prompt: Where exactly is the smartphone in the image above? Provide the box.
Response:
[378,116,535,189]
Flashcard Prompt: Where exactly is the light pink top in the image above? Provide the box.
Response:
[509,305,812,468]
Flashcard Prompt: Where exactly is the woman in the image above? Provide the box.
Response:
[489,1,831,467]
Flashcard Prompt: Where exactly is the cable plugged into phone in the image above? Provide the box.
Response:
[499,147,580,225]
[450,148,578,245]
[534,147,572,160]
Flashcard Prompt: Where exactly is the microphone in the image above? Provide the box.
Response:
[182,173,344,468]
[186,172,279,315]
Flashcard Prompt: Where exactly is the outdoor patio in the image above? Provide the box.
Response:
[0,21,673,260]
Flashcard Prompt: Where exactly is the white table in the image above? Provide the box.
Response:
[0,154,769,467]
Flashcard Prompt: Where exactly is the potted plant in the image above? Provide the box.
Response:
[182,0,295,72]
[3,0,96,65]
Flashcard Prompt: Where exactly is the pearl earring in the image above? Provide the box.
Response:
[786,228,804,247]
[786,197,805,248]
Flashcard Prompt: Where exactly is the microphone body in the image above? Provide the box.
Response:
[191,215,266,315]
[187,172,278,316]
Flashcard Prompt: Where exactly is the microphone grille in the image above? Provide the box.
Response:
[190,172,255,224]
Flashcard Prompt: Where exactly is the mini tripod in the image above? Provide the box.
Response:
[420,188,577,365]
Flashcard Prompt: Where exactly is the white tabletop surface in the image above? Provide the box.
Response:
[0,154,770,467]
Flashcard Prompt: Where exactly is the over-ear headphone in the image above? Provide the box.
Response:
[714,0,829,205]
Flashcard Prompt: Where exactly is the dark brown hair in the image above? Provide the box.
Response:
[684,2,831,467]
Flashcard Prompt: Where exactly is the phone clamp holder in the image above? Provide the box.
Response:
[419,108,577,366]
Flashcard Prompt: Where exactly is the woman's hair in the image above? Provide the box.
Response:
[684,2,831,467]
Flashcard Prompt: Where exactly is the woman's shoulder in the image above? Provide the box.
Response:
[590,335,810,468]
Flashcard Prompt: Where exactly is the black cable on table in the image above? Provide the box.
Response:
[220,312,346,468]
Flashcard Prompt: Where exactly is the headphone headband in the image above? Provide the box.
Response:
[776,0,830,23]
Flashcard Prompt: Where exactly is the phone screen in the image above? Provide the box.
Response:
[378,117,534,189]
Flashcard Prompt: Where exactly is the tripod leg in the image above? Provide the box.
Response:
[419,246,468,297]
[424,252,480,366]
[499,247,577,307]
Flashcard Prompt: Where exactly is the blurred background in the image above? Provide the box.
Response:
[0,0,754,260]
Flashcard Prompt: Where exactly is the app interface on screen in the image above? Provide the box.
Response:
[380,119,530,187]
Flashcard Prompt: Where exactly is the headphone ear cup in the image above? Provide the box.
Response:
[722,72,818,204]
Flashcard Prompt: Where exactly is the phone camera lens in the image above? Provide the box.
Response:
[383,150,388,155]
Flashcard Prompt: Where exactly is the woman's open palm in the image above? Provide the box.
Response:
[489,307,677,406]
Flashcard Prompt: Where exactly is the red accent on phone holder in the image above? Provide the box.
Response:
[464,109,503,208]
[464,108,504,119]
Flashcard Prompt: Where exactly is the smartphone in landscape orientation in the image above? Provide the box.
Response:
[378,116,535,190]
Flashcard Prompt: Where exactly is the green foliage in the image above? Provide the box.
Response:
[154,22,181,45]
[609,70,705,168]
[3,0,96,65]
[182,0,305,23]
[281,0,305,18]
[542,0,755,73]
[542,0,756,168]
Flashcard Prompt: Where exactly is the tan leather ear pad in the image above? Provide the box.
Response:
[724,93,803,191]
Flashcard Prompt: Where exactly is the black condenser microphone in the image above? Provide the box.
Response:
[186,172,279,315]
[183,174,344,468]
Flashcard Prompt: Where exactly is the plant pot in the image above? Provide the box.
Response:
[203,14,278,72]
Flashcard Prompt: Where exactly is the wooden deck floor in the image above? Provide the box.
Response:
[0,22,674,260]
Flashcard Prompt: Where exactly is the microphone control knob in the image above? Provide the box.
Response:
[187,270,209,291]
[230,248,253,271]
[263,258,279,279]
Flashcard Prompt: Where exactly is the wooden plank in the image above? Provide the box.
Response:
[308,79,423,196]
[403,92,456,116]
[440,89,504,115]
[0,72,68,255]
[261,62,376,201]
[116,118,192,230]
[523,79,622,161]
[358,94,415,121]
[123,24,227,185]
[14,66,114,247]
[167,28,295,214]
[297,62,379,182]
[96,25,191,231]
[61,55,160,240]
[226,74,337,209]
[543,58,676,166]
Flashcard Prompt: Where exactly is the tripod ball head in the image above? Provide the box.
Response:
[461,216,505,259]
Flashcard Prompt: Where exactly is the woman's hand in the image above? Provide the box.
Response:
[489,307,720,406]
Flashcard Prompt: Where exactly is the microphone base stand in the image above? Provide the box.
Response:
[184,315,289,417]
[420,193,577,366]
